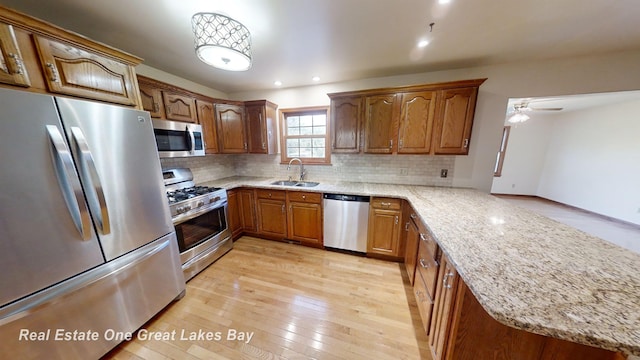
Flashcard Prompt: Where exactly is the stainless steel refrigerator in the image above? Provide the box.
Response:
[0,88,185,359]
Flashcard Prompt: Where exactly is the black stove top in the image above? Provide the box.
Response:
[167,186,222,204]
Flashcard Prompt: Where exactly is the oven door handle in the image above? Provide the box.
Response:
[70,126,111,235]
[172,201,228,225]
[186,125,196,155]
[46,125,92,240]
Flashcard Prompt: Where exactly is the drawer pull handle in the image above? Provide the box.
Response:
[419,233,427,241]
[380,202,391,207]
[443,271,454,289]
[302,195,306,200]
[419,258,429,268]
[410,213,417,219]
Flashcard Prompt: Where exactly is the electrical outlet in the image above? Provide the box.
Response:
[400,168,409,175]
[511,184,516,189]
[440,169,448,178]
[637,207,640,213]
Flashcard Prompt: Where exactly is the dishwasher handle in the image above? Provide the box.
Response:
[323,193,370,202]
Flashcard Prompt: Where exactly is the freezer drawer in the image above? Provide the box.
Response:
[0,233,185,360]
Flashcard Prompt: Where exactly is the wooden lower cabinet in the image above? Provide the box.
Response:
[426,254,621,360]
[367,197,403,257]
[227,189,242,239]
[256,190,287,238]
[287,191,323,247]
[237,189,257,233]
[404,211,420,285]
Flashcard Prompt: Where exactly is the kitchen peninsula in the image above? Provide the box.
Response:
[204,176,640,359]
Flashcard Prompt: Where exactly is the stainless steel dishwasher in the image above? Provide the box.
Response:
[323,193,370,252]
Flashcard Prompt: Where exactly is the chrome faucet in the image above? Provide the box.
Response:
[287,158,306,181]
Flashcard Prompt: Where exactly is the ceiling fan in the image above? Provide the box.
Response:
[508,101,564,123]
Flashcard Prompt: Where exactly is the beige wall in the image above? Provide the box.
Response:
[228,50,640,192]
[143,50,640,192]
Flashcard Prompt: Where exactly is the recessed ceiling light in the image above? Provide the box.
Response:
[418,40,430,48]
[439,0,451,4]
[312,76,320,82]
[274,80,282,86]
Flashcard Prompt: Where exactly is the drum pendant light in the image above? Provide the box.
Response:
[191,13,252,71]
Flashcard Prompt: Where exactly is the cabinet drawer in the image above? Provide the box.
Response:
[256,189,286,200]
[371,197,401,210]
[417,234,439,300]
[287,191,322,204]
[413,271,434,335]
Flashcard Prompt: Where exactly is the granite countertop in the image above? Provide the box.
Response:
[203,176,640,356]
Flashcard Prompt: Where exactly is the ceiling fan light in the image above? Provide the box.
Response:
[192,13,252,71]
[508,112,530,123]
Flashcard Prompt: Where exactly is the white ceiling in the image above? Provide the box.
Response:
[2,0,640,93]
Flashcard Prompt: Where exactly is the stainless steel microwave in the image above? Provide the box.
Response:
[152,119,205,158]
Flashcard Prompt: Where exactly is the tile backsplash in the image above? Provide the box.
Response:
[163,153,455,187]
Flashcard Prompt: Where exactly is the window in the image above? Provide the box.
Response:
[280,106,330,164]
[494,126,511,177]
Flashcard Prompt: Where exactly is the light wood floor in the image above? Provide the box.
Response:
[103,237,431,360]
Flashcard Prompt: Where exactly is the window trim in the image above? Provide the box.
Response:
[494,125,511,177]
[279,106,331,165]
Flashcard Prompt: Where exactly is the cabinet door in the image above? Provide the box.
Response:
[364,94,399,154]
[162,92,197,123]
[138,81,164,118]
[216,104,247,153]
[245,102,277,154]
[227,190,242,239]
[0,23,30,87]
[432,87,478,155]
[33,36,138,106]
[404,216,420,285]
[196,100,219,154]
[398,91,436,154]
[429,255,459,360]
[330,96,362,153]
[367,208,401,256]
[238,189,257,232]
[257,198,287,238]
[288,201,323,247]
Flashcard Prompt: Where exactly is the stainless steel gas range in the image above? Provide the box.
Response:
[163,168,233,280]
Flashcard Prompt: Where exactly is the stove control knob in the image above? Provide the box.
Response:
[184,205,192,211]
[197,201,205,207]
[176,206,184,214]
[210,196,220,204]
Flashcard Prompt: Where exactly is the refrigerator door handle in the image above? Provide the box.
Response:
[70,127,111,235]
[45,125,92,240]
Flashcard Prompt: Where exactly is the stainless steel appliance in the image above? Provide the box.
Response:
[323,193,370,252]
[163,168,233,280]
[152,118,205,158]
[0,88,185,360]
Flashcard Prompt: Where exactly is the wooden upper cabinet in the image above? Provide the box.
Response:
[162,92,197,123]
[245,100,277,154]
[432,87,478,155]
[138,81,164,118]
[33,36,138,106]
[196,100,219,154]
[330,95,362,153]
[364,94,399,154]
[398,91,436,154]
[216,103,247,153]
[0,23,30,87]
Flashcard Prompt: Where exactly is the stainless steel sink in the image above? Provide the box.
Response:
[294,181,319,187]
[270,180,299,186]
[270,180,320,187]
